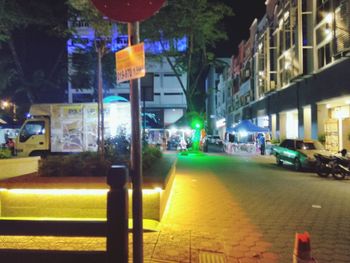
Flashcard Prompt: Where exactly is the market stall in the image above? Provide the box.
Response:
[225,120,270,154]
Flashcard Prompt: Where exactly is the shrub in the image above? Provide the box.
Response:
[104,134,130,164]
[0,148,12,159]
[39,140,162,177]
[318,133,326,145]
[143,145,162,171]
[39,152,111,177]
[270,139,280,145]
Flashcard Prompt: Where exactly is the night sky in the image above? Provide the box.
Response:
[215,0,267,57]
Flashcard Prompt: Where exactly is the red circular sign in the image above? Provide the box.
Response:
[91,0,166,23]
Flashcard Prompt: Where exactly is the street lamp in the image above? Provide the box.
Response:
[0,100,17,121]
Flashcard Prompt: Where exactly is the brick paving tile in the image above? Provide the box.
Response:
[226,256,240,262]
[237,257,261,263]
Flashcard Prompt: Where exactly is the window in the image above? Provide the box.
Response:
[19,121,45,142]
[164,92,183,95]
[296,141,325,150]
[118,93,130,101]
[317,43,332,68]
[141,73,154,101]
[281,139,295,149]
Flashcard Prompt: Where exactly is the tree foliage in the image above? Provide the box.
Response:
[67,0,120,95]
[0,0,69,105]
[141,0,233,112]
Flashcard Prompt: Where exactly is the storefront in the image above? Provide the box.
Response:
[319,98,350,152]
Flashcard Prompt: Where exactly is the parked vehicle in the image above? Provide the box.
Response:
[314,153,337,177]
[332,151,350,180]
[205,135,224,145]
[202,135,224,153]
[15,103,131,157]
[273,139,331,171]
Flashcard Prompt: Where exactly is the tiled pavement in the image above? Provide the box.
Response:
[0,153,279,263]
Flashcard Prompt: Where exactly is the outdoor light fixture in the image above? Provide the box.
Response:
[216,118,226,128]
[1,100,9,108]
[279,19,283,28]
[1,187,164,195]
[325,13,333,24]
[239,130,248,138]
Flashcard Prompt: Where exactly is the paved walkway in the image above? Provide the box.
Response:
[0,153,279,263]
[152,154,278,263]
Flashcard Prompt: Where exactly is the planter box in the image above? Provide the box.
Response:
[0,157,40,180]
[0,159,176,224]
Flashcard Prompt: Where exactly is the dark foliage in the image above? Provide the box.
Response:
[38,152,111,177]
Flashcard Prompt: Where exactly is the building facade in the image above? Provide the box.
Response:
[209,0,350,152]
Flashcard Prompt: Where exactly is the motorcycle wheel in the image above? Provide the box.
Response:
[316,168,329,177]
[332,167,346,180]
[315,162,329,177]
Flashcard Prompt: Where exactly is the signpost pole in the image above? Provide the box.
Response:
[128,21,143,263]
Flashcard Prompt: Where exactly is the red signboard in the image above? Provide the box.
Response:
[91,0,166,23]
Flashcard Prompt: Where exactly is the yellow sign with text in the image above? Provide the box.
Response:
[115,42,146,83]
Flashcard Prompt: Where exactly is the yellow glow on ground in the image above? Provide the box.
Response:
[0,188,163,195]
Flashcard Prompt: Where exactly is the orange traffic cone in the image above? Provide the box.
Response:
[293,232,317,263]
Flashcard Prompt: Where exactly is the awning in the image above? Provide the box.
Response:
[227,120,269,133]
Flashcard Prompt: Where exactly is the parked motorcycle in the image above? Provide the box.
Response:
[314,153,337,178]
[332,152,350,180]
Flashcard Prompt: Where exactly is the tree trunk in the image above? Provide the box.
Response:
[97,47,104,159]
[8,36,35,103]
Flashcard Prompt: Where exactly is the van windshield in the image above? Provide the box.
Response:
[19,121,45,142]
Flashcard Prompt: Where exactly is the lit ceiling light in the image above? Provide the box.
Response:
[326,104,331,109]
[279,19,283,28]
[284,62,292,70]
[325,13,333,24]
[283,50,291,58]
[324,28,333,41]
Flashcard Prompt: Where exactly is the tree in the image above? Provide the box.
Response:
[0,0,68,105]
[68,0,117,157]
[141,0,233,113]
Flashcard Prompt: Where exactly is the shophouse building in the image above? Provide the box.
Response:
[224,0,350,152]
[205,59,231,138]
[67,19,187,134]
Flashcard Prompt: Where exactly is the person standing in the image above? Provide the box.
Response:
[6,138,15,156]
[259,134,266,155]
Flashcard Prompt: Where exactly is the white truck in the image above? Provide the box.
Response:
[15,103,131,157]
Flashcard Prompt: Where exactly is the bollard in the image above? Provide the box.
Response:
[293,232,317,263]
[107,165,129,263]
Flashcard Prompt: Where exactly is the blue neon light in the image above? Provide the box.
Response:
[67,27,187,55]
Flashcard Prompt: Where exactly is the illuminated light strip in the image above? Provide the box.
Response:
[0,188,163,195]
[5,189,108,195]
